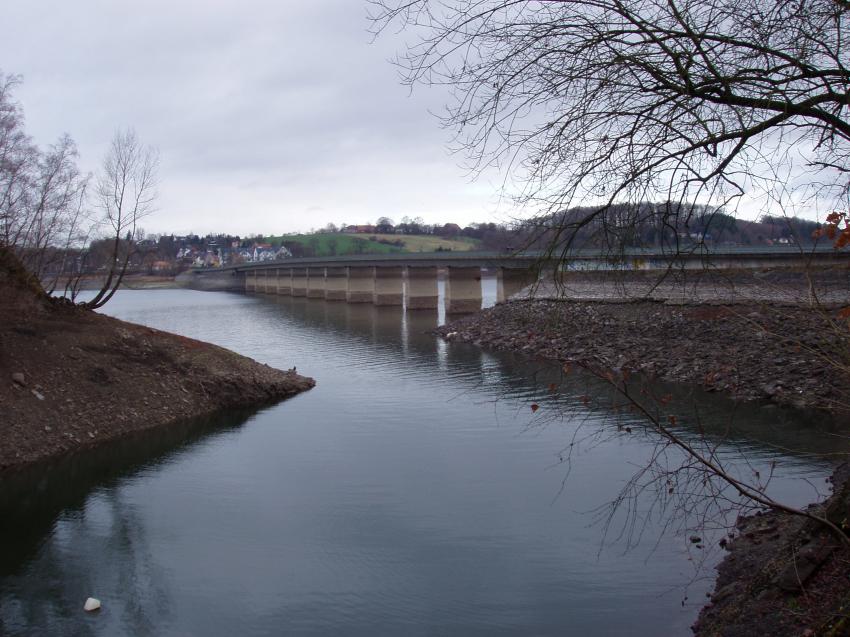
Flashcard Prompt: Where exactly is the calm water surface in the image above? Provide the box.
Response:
[0,284,839,635]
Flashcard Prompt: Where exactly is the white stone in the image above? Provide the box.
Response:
[84,597,101,612]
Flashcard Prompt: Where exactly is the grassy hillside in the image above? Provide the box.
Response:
[268,234,402,258]
[268,233,481,257]
[368,234,481,252]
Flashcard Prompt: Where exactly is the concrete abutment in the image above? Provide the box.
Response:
[445,266,483,314]
[374,267,404,306]
[347,267,375,303]
[405,266,439,310]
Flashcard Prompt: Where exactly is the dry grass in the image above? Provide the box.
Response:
[369,233,481,252]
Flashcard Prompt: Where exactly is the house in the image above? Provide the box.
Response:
[343,225,376,234]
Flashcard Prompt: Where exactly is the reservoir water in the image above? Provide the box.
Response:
[0,285,839,635]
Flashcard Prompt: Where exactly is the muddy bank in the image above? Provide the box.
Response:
[0,252,314,474]
[693,466,850,636]
[436,298,848,413]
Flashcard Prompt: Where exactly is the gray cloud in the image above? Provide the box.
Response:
[1,0,502,234]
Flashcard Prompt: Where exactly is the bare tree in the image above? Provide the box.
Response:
[82,129,158,309]
[0,73,33,247]
[371,0,850,256]
[0,73,90,285]
[373,1,850,564]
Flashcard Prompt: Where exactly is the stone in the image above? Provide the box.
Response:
[31,390,45,401]
[775,539,835,592]
[83,597,101,612]
[11,372,25,387]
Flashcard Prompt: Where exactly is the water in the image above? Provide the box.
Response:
[0,284,840,635]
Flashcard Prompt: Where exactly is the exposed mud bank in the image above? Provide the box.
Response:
[436,298,848,413]
[693,466,850,636]
[0,250,314,474]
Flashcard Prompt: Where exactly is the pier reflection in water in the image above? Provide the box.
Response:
[0,283,842,636]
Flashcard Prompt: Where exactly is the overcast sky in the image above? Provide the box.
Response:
[1,0,509,236]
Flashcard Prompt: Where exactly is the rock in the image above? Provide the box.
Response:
[31,389,45,401]
[11,372,25,387]
[761,382,781,397]
[774,539,836,592]
[83,597,101,612]
[710,581,741,604]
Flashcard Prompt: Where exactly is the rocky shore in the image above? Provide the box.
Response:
[436,294,850,636]
[0,250,314,473]
[436,298,848,413]
[692,467,850,636]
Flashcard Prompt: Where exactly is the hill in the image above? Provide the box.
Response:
[265,233,481,258]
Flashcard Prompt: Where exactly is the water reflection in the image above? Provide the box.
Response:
[259,289,848,465]
[0,288,844,636]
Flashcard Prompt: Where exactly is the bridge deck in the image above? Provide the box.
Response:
[214,245,846,273]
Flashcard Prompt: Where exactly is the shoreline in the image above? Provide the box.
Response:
[436,295,850,636]
[49,273,183,291]
[1,265,314,475]
[436,297,848,413]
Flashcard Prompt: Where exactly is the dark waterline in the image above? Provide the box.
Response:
[0,286,839,636]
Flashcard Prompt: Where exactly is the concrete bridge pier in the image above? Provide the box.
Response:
[347,266,375,303]
[405,266,438,310]
[291,268,308,296]
[277,268,292,295]
[325,267,348,301]
[374,266,404,306]
[244,270,254,293]
[445,266,482,314]
[497,267,537,303]
[259,271,271,294]
[307,267,326,298]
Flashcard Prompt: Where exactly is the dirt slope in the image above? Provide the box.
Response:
[0,248,314,473]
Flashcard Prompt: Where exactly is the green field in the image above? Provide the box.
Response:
[267,233,481,257]
[368,234,481,252]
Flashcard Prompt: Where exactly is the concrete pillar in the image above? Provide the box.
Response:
[244,270,253,292]
[291,267,308,297]
[325,267,348,301]
[277,268,292,295]
[262,270,272,294]
[374,266,404,306]
[405,266,438,310]
[497,267,536,302]
[445,266,482,314]
[307,267,327,298]
[347,266,375,303]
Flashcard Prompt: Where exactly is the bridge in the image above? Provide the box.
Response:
[180,246,848,313]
